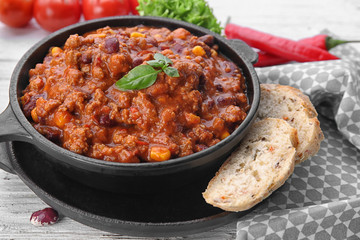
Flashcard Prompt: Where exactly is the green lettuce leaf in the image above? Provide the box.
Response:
[137,0,222,34]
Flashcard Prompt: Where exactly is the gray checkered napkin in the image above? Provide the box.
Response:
[235,33,360,239]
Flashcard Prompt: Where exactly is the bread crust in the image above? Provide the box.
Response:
[258,84,324,163]
[203,84,324,212]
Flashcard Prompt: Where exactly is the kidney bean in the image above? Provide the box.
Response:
[159,43,170,50]
[30,208,59,226]
[199,74,206,86]
[132,57,144,67]
[172,43,184,53]
[81,53,92,64]
[35,125,62,143]
[22,97,37,117]
[216,95,236,106]
[146,36,158,47]
[215,83,224,92]
[98,114,114,127]
[198,35,214,46]
[207,99,215,108]
[104,37,120,54]
[22,93,46,117]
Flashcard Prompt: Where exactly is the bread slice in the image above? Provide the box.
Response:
[258,84,324,164]
[203,118,298,212]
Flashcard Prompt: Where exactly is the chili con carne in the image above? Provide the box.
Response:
[21,26,249,163]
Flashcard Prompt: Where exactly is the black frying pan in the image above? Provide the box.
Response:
[0,16,260,194]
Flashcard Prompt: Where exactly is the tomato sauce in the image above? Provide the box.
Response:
[21,26,249,163]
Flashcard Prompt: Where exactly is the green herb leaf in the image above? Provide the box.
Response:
[137,0,222,34]
[115,53,179,91]
[163,67,180,77]
[147,60,163,68]
[154,53,173,65]
[116,65,161,90]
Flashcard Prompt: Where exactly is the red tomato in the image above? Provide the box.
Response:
[33,0,81,32]
[129,0,139,15]
[82,0,131,21]
[0,0,34,28]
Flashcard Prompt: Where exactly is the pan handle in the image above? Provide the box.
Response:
[0,142,15,174]
[0,104,33,143]
[228,39,258,64]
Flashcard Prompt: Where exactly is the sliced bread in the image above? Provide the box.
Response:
[203,118,298,212]
[258,84,324,164]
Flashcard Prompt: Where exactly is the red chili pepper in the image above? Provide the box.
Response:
[254,34,360,67]
[299,34,329,49]
[225,23,339,63]
[255,34,331,67]
[255,52,289,67]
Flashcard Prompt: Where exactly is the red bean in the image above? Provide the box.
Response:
[23,97,37,117]
[215,83,224,92]
[172,43,184,53]
[132,57,144,67]
[30,208,59,226]
[198,35,214,46]
[146,36,158,47]
[216,95,236,106]
[104,37,120,54]
[35,125,62,143]
[81,53,92,64]
[207,99,215,108]
[99,114,113,127]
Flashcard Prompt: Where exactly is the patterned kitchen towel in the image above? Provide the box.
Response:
[236,33,360,239]
[236,114,360,240]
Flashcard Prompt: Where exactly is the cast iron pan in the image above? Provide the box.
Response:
[0,16,260,193]
[0,141,249,237]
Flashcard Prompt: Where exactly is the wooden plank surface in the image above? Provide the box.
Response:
[1,0,360,239]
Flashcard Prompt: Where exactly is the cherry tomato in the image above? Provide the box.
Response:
[129,0,139,15]
[33,0,81,32]
[0,0,34,28]
[82,0,131,21]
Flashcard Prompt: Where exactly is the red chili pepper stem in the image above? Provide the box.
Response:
[326,36,360,50]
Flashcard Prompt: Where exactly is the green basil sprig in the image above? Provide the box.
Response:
[115,53,179,91]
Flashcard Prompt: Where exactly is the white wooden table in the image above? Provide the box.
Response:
[1,0,360,239]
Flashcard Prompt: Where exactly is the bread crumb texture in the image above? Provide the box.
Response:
[203,118,298,212]
[257,84,324,163]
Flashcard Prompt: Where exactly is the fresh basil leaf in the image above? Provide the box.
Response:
[163,67,180,77]
[147,60,163,68]
[154,53,173,65]
[115,53,179,91]
[116,65,161,90]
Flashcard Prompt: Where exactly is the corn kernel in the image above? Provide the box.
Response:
[157,95,167,104]
[130,32,146,38]
[154,34,162,39]
[220,131,230,140]
[185,113,200,125]
[150,146,171,162]
[192,46,206,56]
[31,108,39,123]
[211,49,218,57]
[54,111,72,128]
[51,47,62,56]
[88,33,106,38]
